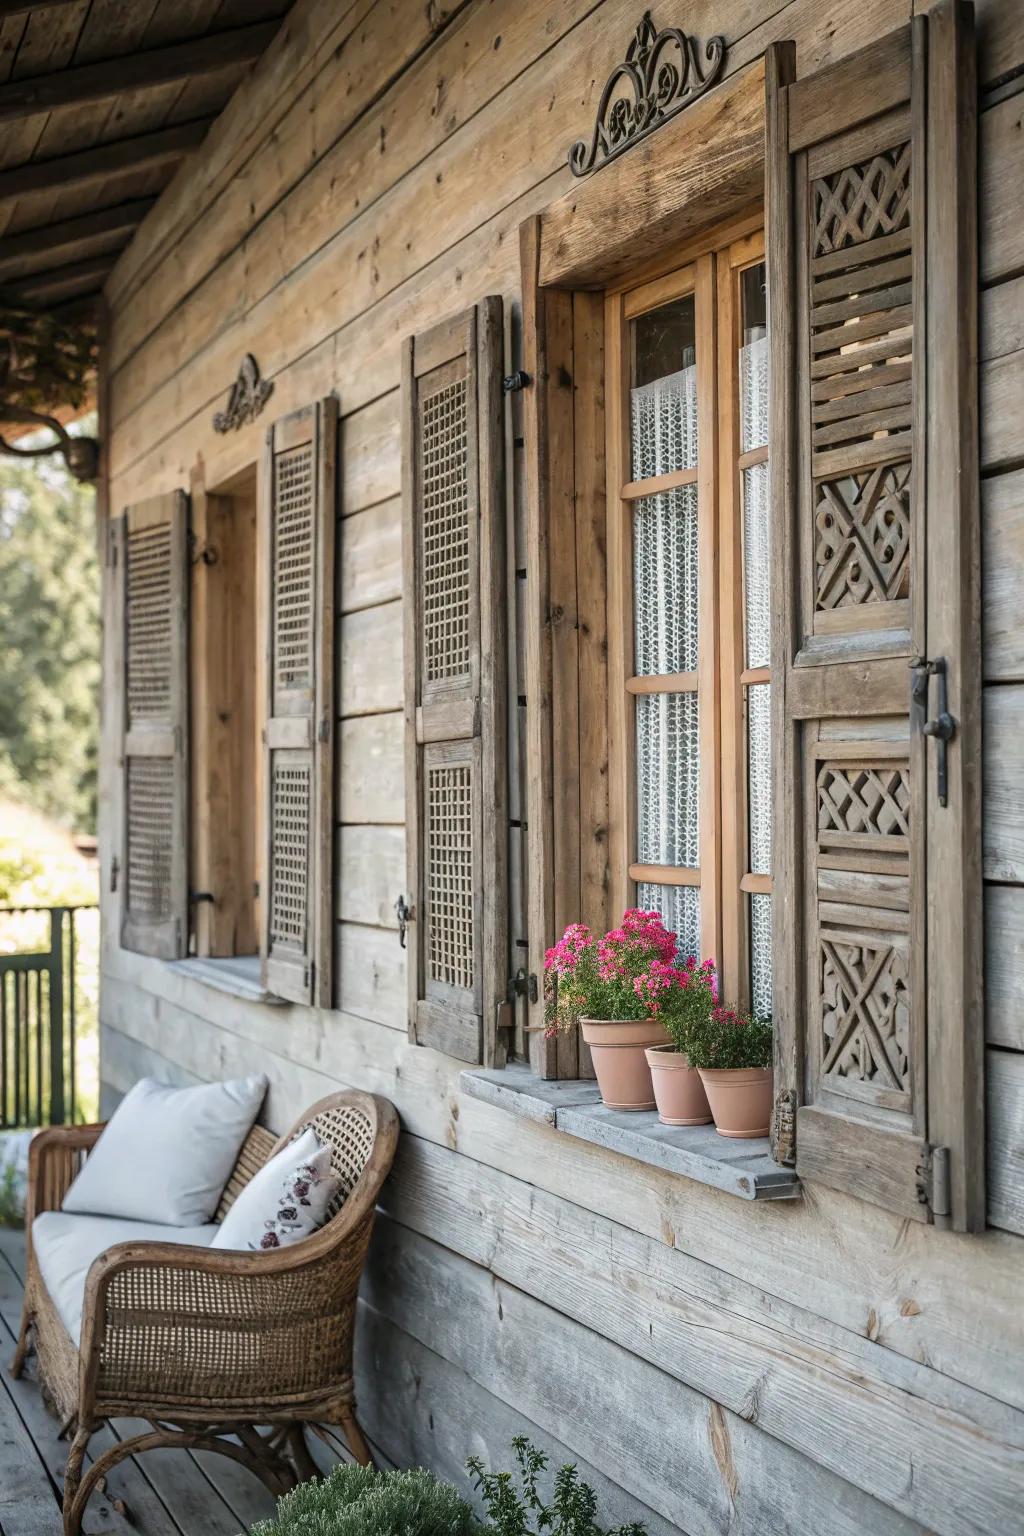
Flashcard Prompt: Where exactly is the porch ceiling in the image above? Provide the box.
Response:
[0,0,293,399]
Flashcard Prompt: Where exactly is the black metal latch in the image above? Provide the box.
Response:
[507,968,538,1005]
[394,895,414,949]
[910,657,956,808]
[502,370,530,393]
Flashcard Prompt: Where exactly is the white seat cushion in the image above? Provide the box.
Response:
[33,1210,218,1344]
[61,1074,268,1226]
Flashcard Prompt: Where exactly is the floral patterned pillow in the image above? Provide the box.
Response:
[211,1132,341,1252]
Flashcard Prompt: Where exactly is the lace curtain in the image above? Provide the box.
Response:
[741,334,772,1018]
[630,366,700,961]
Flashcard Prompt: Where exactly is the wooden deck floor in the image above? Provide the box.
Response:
[0,1227,347,1536]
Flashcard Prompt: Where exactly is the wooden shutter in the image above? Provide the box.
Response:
[118,491,189,958]
[767,6,982,1229]
[401,299,507,1065]
[260,398,337,1006]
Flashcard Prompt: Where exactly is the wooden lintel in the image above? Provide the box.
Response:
[0,22,280,123]
[0,119,213,205]
[0,199,155,276]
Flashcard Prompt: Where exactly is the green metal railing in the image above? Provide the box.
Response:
[0,906,97,1127]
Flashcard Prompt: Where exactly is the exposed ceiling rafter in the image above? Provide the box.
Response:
[0,20,279,122]
[0,118,213,205]
[0,199,156,279]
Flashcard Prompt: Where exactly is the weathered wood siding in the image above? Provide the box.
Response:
[98,2,1024,1531]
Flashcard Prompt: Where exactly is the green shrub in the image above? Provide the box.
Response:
[251,1463,483,1536]
[252,1440,647,1536]
[469,1438,646,1536]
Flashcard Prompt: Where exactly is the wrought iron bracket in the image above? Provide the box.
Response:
[910,656,956,807]
[567,9,726,178]
[212,354,273,433]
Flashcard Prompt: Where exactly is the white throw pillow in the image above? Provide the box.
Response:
[62,1075,268,1226]
[211,1127,340,1252]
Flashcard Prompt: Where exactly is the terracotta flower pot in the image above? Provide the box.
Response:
[697,1066,773,1138]
[580,1017,671,1111]
[645,1046,712,1126]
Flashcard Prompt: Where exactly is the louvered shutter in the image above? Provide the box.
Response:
[118,491,189,958]
[767,4,983,1229]
[260,399,337,1006]
[401,300,507,1065]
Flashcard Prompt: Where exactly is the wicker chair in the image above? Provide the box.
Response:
[11,1089,399,1536]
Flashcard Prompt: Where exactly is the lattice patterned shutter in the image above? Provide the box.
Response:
[401,300,507,1064]
[117,491,189,958]
[767,5,983,1229]
[260,399,338,1006]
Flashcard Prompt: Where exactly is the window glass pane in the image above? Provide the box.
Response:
[742,462,770,669]
[638,882,701,965]
[636,692,699,867]
[747,682,771,876]
[749,892,772,1020]
[630,295,697,480]
[740,263,768,453]
[633,487,698,675]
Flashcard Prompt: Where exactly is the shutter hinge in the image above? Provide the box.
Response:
[917,1145,952,1229]
[502,370,531,393]
[318,717,331,743]
[507,968,538,1004]
[109,856,120,893]
[107,524,118,568]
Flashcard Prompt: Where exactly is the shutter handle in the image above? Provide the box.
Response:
[910,657,955,808]
[394,895,414,949]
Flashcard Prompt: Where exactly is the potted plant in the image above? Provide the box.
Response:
[544,910,679,1111]
[681,997,774,1139]
[644,956,715,1126]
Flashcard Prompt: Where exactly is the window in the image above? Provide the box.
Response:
[606,228,771,1015]
[117,398,338,1009]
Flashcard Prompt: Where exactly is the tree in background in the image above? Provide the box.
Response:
[0,415,99,834]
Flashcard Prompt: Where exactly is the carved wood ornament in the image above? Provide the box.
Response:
[568,9,726,178]
[212,353,273,433]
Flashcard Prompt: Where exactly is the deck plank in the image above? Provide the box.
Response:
[0,1361,62,1536]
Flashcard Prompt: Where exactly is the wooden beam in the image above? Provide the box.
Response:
[0,199,155,277]
[0,119,212,205]
[8,252,116,301]
[0,0,82,16]
[0,22,280,122]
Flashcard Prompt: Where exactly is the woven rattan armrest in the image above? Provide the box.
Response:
[24,1123,106,1248]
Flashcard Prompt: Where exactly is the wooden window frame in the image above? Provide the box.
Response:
[605,229,771,1011]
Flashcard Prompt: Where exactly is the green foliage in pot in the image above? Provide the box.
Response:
[468,1438,647,1536]
[251,1463,483,1536]
[681,1000,773,1071]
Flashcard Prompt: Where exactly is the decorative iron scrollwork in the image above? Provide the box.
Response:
[212,353,273,433]
[568,9,726,178]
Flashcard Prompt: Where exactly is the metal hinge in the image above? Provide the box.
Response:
[507,968,538,1005]
[107,524,118,568]
[109,856,120,893]
[502,370,531,393]
[917,1145,952,1228]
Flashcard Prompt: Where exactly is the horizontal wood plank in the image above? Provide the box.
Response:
[339,601,403,717]
[337,710,403,823]
[337,823,405,928]
[988,1048,1024,1234]
[985,884,1024,1049]
[983,468,1024,681]
[983,684,1024,880]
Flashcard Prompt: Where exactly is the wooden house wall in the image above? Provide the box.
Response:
[96,1,1024,1531]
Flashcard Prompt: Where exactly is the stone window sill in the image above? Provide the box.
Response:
[460,1063,800,1202]
[168,955,288,1006]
